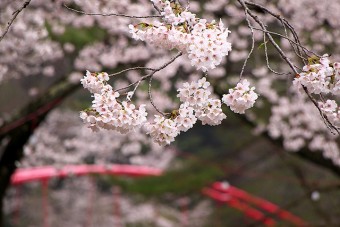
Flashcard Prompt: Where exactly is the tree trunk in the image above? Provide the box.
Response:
[0,78,79,226]
[0,130,31,226]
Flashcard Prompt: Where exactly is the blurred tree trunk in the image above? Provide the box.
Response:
[0,78,79,226]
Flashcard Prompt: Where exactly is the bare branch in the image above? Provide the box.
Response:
[114,52,182,93]
[109,67,155,77]
[244,0,320,59]
[237,0,340,135]
[250,27,319,57]
[151,1,162,14]
[148,76,166,116]
[239,3,255,79]
[262,33,290,76]
[0,0,32,43]
[63,4,162,19]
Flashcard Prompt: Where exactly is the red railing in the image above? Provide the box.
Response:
[10,165,307,226]
[11,165,162,185]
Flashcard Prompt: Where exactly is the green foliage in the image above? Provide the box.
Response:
[46,23,107,49]
[258,40,269,50]
[108,160,224,197]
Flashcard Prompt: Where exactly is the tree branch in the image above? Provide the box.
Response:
[0,0,32,42]
[63,4,162,19]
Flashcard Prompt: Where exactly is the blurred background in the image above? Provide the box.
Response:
[1,0,340,226]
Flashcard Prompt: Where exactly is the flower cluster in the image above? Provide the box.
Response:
[267,95,340,166]
[177,77,211,106]
[177,77,226,125]
[152,0,195,26]
[144,103,197,146]
[80,72,147,133]
[80,70,109,93]
[129,0,232,71]
[195,98,226,125]
[222,79,258,114]
[174,102,197,131]
[145,78,226,145]
[80,68,259,146]
[319,99,340,128]
[144,116,179,146]
[293,55,340,95]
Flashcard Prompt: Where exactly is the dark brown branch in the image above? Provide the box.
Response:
[63,4,162,19]
[0,0,32,42]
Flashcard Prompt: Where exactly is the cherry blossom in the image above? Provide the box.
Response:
[3,1,340,226]
[319,100,340,128]
[195,98,226,126]
[80,71,109,94]
[174,102,197,132]
[80,77,148,133]
[177,77,211,108]
[129,0,232,71]
[144,115,179,146]
[222,79,258,114]
[293,55,340,95]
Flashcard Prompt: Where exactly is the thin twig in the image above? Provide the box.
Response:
[263,33,290,76]
[0,0,32,42]
[63,4,162,19]
[239,3,255,80]
[109,67,155,77]
[114,52,182,93]
[244,0,319,59]
[279,18,308,63]
[302,85,339,134]
[237,0,339,135]
[148,76,166,116]
[151,1,162,14]
[251,26,319,56]
[127,80,142,101]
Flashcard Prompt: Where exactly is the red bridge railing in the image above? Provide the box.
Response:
[10,165,307,226]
